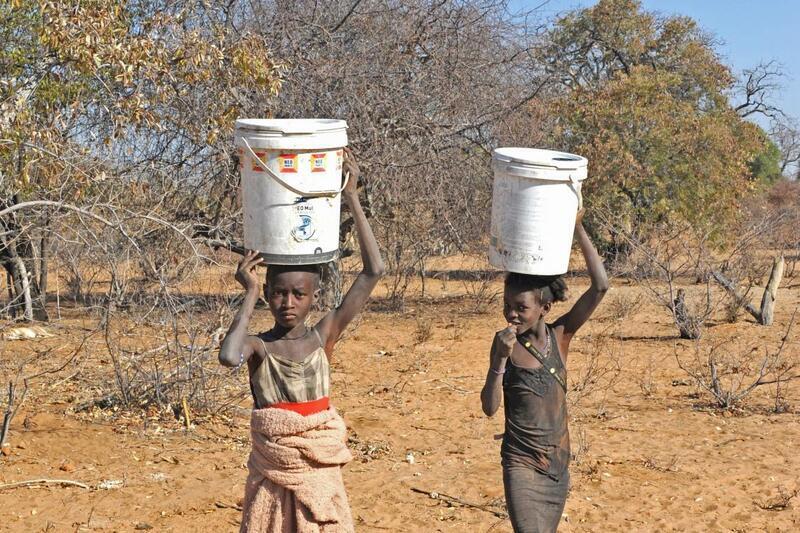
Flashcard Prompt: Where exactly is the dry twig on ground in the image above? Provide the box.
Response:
[410,487,508,519]
[0,479,91,491]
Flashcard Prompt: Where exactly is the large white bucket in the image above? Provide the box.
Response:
[234,119,348,265]
[489,148,588,275]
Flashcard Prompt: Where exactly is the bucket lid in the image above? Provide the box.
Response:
[235,118,347,134]
[493,147,587,171]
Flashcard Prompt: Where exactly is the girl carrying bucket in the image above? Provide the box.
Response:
[480,210,608,533]
[219,148,383,533]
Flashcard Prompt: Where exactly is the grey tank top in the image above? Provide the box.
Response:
[249,328,330,408]
[501,325,570,480]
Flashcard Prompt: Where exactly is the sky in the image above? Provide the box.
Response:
[511,0,800,127]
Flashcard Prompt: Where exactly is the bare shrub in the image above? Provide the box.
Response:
[709,203,793,325]
[568,324,623,416]
[570,424,591,468]
[1,377,28,451]
[602,289,644,321]
[754,486,800,511]
[676,309,798,410]
[414,319,433,345]
[722,292,749,324]
[600,213,722,339]
[637,352,658,399]
[347,432,392,463]
[461,270,502,315]
[77,301,242,416]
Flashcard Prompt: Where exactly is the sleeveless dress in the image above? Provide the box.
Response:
[501,325,570,533]
[250,327,331,415]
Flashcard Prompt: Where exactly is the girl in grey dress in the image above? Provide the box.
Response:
[481,210,608,533]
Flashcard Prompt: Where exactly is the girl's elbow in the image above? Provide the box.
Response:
[365,260,385,278]
[218,347,239,367]
[480,396,498,417]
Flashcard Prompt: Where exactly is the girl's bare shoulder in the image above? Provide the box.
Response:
[247,333,268,357]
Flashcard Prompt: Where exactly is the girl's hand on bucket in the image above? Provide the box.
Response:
[575,208,586,227]
[235,250,264,293]
[342,147,360,196]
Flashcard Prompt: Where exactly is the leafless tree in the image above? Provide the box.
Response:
[771,118,800,175]
[676,309,798,410]
[246,0,549,305]
[710,187,798,323]
[595,209,720,339]
[735,60,786,120]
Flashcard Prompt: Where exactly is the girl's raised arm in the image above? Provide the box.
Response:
[316,148,385,354]
[219,250,264,367]
[554,211,609,345]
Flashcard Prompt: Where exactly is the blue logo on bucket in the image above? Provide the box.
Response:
[292,215,316,241]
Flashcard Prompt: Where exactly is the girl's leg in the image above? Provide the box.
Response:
[503,464,569,533]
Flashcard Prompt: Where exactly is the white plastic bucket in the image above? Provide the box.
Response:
[488,148,588,275]
[234,119,348,265]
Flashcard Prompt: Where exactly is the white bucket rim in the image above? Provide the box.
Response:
[493,147,587,171]
[235,118,348,135]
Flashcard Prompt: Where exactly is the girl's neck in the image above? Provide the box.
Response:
[271,322,309,340]
[521,319,547,339]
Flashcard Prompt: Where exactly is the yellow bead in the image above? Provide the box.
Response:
[550,368,556,374]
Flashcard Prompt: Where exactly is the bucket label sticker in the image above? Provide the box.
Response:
[310,153,327,173]
[279,154,298,173]
[336,150,343,171]
[291,215,316,241]
[251,151,267,172]
[294,202,314,214]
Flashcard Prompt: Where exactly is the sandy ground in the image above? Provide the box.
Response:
[1,265,799,532]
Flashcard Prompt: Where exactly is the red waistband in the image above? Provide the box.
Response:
[268,396,330,416]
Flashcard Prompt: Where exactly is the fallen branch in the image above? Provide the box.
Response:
[432,379,476,394]
[214,501,243,511]
[0,479,91,491]
[410,487,507,518]
[202,237,246,257]
[711,254,785,325]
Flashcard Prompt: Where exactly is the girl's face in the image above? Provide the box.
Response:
[503,286,550,332]
[265,271,320,329]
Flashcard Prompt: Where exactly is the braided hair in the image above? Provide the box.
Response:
[504,272,569,304]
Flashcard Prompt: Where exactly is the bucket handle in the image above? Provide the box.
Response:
[240,137,349,198]
[568,174,583,211]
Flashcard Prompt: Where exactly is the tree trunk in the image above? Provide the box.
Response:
[759,254,785,326]
[318,259,343,311]
[5,272,13,313]
[0,235,49,322]
[673,288,702,339]
[38,228,49,302]
[11,254,33,321]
